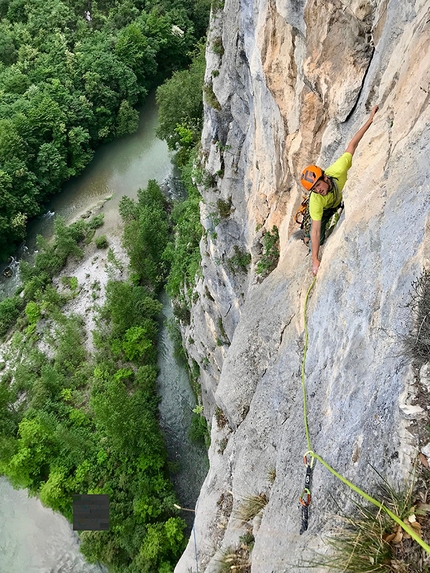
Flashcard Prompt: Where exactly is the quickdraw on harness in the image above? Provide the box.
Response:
[294,193,312,235]
[299,454,314,535]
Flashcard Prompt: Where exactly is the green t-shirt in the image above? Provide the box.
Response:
[309,152,353,221]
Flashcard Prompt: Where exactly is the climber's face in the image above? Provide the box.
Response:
[312,176,330,196]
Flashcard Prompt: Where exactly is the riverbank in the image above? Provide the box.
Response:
[52,202,128,354]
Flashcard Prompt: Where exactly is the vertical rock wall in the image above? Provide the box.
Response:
[176,0,430,571]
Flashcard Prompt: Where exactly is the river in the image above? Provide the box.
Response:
[0,91,174,296]
[0,93,207,572]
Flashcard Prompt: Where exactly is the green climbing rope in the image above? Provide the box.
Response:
[300,277,430,553]
[301,276,316,453]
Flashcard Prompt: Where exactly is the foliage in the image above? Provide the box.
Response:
[217,545,251,573]
[156,43,206,166]
[256,226,280,277]
[217,317,230,346]
[217,436,228,454]
[1,216,98,337]
[0,0,210,261]
[212,36,224,57]
[189,410,209,447]
[0,296,22,337]
[304,473,430,573]
[120,180,170,292]
[403,269,430,365]
[25,301,41,324]
[0,2,215,566]
[20,216,90,290]
[211,0,225,12]
[87,214,105,230]
[233,493,269,524]
[164,149,204,304]
[0,210,191,572]
[239,531,255,549]
[61,276,79,291]
[217,197,232,218]
[203,81,222,110]
[267,467,276,484]
[215,406,228,430]
[226,246,251,274]
[94,235,109,249]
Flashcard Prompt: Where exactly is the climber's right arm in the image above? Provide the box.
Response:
[311,219,321,276]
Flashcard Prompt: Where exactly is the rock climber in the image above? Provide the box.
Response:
[300,105,379,276]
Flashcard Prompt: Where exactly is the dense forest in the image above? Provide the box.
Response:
[0,180,204,572]
[0,0,213,571]
[0,0,210,260]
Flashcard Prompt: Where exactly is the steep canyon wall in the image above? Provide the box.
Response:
[176,0,430,571]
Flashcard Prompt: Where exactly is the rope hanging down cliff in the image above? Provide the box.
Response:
[298,277,430,554]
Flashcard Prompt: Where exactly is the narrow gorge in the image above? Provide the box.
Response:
[175,0,430,571]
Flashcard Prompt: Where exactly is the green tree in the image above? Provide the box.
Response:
[0,65,28,92]
[0,296,22,337]
[38,466,71,514]
[156,44,205,162]
[36,142,68,191]
[5,413,59,491]
[120,180,170,290]
[121,325,154,362]
[98,280,161,340]
[25,301,41,324]
[67,126,93,176]
[115,22,157,87]
[116,100,139,137]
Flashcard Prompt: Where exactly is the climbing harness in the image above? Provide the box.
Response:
[298,277,430,554]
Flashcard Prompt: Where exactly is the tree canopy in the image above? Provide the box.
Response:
[0,181,193,572]
[0,0,210,260]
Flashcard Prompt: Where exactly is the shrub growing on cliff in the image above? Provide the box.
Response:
[403,269,430,364]
[305,474,430,573]
[189,408,210,447]
[217,197,233,218]
[203,81,222,110]
[212,0,225,12]
[212,36,225,57]
[164,151,204,301]
[226,246,252,274]
[217,545,251,573]
[256,226,280,277]
[234,493,268,524]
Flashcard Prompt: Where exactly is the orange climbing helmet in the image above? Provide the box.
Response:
[300,165,324,191]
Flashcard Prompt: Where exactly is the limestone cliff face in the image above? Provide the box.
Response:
[176,0,430,571]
